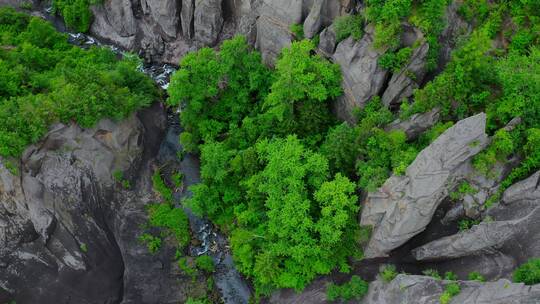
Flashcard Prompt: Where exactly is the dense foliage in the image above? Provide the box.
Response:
[0,8,156,157]
[169,37,364,294]
[52,0,101,32]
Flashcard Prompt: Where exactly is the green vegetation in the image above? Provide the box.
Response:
[458,218,481,231]
[147,203,190,248]
[178,257,198,278]
[444,271,458,281]
[449,182,477,201]
[139,233,162,254]
[513,258,540,285]
[52,0,101,32]
[326,275,369,301]
[379,47,413,72]
[195,255,215,273]
[440,282,460,304]
[80,243,88,253]
[168,37,362,295]
[0,8,156,158]
[334,14,364,42]
[467,271,485,282]
[185,298,211,304]
[399,1,540,198]
[152,169,174,203]
[290,24,304,40]
[423,268,442,279]
[113,170,131,189]
[381,265,398,282]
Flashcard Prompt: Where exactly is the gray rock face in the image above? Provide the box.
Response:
[381,42,429,109]
[332,26,388,122]
[0,115,143,303]
[194,0,224,45]
[90,0,137,49]
[181,0,195,38]
[412,171,540,279]
[256,0,302,64]
[0,106,202,304]
[361,113,489,258]
[141,0,179,38]
[318,24,337,57]
[385,108,441,140]
[362,274,540,304]
[303,0,325,39]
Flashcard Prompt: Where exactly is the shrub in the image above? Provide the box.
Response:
[334,14,364,42]
[513,258,540,285]
[139,233,161,254]
[195,255,215,273]
[290,23,304,40]
[326,275,369,301]
[381,265,398,282]
[378,47,413,72]
[147,203,190,248]
[440,282,460,304]
[152,169,174,203]
[444,271,458,281]
[423,268,442,279]
[467,271,485,282]
[458,219,480,231]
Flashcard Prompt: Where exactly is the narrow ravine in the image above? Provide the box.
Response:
[38,6,252,303]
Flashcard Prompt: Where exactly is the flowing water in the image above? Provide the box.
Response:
[40,8,252,303]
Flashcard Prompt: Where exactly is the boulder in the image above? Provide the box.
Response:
[90,0,137,49]
[385,108,441,140]
[362,274,540,304]
[332,26,388,122]
[360,113,489,258]
[381,41,429,109]
[318,24,337,57]
[303,0,325,39]
[412,171,540,279]
[194,0,224,45]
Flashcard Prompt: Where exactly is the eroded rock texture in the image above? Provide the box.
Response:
[363,274,540,304]
[0,106,207,303]
[411,171,540,279]
[360,113,489,258]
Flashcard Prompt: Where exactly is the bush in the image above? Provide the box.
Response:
[444,272,458,281]
[381,265,398,282]
[147,203,190,248]
[52,0,102,32]
[334,14,364,42]
[513,258,540,285]
[423,268,442,279]
[290,24,304,40]
[440,282,460,304]
[139,233,161,254]
[152,169,174,203]
[326,276,369,301]
[378,47,413,72]
[195,255,215,273]
[467,271,485,282]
